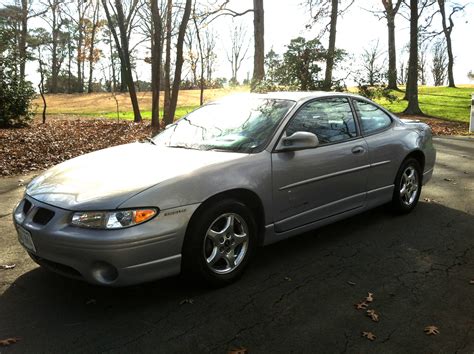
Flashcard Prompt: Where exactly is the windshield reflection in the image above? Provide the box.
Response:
[153,97,295,153]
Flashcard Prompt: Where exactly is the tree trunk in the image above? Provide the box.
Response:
[438,0,455,88]
[151,0,163,131]
[77,2,84,93]
[193,13,205,106]
[87,2,100,93]
[163,0,173,124]
[167,0,192,125]
[38,57,47,124]
[323,0,338,90]
[19,0,28,81]
[386,16,398,90]
[251,0,264,91]
[102,0,142,122]
[403,0,423,115]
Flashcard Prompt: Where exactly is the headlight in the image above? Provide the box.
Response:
[71,208,158,229]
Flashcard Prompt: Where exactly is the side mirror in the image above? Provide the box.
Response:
[276,131,319,152]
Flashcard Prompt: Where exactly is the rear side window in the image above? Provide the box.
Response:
[353,100,392,134]
[286,97,357,145]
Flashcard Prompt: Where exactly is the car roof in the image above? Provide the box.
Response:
[213,91,365,104]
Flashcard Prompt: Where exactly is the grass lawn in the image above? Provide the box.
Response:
[374,85,473,123]
[33,85,473,123]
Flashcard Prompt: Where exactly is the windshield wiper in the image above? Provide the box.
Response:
[167,144,200,150]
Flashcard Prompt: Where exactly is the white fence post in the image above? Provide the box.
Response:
[470,93,474,133]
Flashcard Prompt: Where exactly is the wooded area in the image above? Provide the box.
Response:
[0,0,472,129]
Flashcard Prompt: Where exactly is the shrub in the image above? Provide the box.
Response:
[0,59,36,127]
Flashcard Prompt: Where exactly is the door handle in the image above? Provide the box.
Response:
[352,146,365,154]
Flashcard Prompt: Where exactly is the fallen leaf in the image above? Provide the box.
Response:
[362,331,376,341]
[354,302,368,310]
[367,309,380,322]
[284,276,292,282]
[180,298,194,305]
[228,348,248,354]
[0,337,20,347]
[443,178,453,182]
[347,281,356,286]
[424,325,440,335]
[470,280,474,285]
[85,299,96,305]
[366,292,374,303]
[0,264,16,270]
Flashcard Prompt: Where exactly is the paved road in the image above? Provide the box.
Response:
[0,136,473,353]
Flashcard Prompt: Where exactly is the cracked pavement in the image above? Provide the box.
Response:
[0,136,473,353]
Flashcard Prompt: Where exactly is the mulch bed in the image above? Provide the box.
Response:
[0,119,153,177]
[398,115,470,136]
[0,116,471,177]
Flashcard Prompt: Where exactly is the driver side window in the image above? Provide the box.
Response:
[286,98,357,145]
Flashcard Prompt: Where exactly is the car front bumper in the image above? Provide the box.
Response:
[13,195,200,286]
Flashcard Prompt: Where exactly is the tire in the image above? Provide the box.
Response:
[182,199,257,287]
[391,157,422,214]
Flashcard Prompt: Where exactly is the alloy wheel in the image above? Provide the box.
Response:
[203,213,249,274]
[400,166,419,206]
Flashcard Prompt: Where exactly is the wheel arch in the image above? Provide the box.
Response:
[183,188,266,250]
[404,149,425,172]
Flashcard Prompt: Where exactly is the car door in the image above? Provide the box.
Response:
[272,97,369,233]
[351,99,403,207]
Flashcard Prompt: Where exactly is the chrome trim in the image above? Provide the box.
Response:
[279,160,392,191]
[423,167,434,176]
[366,185,393,195]
[279,165,371,191]
[123,254,181,269]
[370,160,391,167]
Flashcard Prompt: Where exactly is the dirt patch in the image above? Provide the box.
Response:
[0,119,153,177]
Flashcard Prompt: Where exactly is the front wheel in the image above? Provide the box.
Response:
[182,199,257,286]
[391,158,422,214]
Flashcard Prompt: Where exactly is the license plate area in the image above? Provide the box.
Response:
[17,225,36,253]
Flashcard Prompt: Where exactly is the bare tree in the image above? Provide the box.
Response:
[86,0,103,93]
[252,0,264,89]
[150,0,163,131]
[436,0,465,88]
[306,0,354,90]
[379,0,403,90]
[163,0,172,124]
[404,0,434,115]
[431,39,447,86]
[163,0,193,125]
[226,21,250,85]
[102,0,142,122]
[41,0,67,93]
[360,41,385,86]
[418,40,429,85]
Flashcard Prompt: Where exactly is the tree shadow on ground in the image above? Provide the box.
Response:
[0,202,473,353]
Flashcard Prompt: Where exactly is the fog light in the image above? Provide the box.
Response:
[91,262,118,284]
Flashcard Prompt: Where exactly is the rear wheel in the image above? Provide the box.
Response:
[182,199,257,286]
[392,158,422,214]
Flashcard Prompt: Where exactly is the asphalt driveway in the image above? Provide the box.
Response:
[0,136,473,353]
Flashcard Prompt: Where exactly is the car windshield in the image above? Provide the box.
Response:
[153,97,295,153]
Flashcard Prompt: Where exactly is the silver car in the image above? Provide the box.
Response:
[13,92,436,286]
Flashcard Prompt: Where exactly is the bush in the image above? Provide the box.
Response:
[357,84,398,103]
[0,60,36,127]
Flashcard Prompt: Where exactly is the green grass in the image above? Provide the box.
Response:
[95,106,199,120]
[374,86,473,123]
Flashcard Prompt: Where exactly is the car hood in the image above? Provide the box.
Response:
[26,143,246,210]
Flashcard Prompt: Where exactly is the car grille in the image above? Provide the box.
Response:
[22,198,56,226]
[23,199,32,214]
[32,207,55,225]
